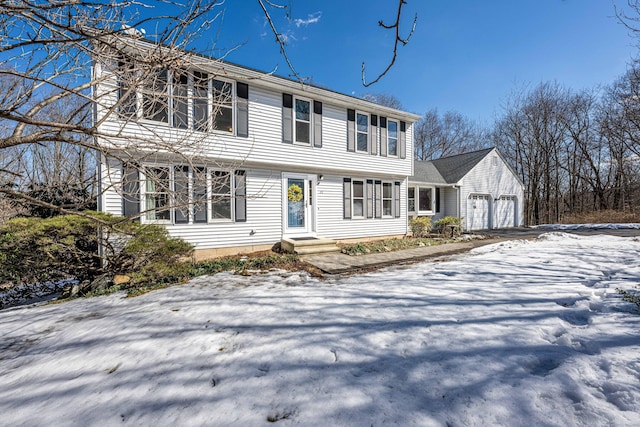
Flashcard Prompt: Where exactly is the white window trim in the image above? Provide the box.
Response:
[140,164,173,225]
[121,67,237,136]
[351,179,365,219]
[387,119,399,157]
[293,96,312,145]
[356,112,369,153]
[139,68,170,125]
[382,181,394,218]
[210,76,236,136]
[207,168,235,223]
[416,185,435,215]
[408,186,416,215]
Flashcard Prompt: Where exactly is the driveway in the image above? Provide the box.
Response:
[480,225,640,239]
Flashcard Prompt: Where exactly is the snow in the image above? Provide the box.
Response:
[1,233,640,426]
[534,223,640,230]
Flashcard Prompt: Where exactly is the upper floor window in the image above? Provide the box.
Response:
[117,59,137,119]
[387,119,398,156]
[142,68,169,123]
[356,113,369,152]
[212,78,234,133]
[193,71,210,132]
[116,64,238,135]
[172,71,189,130]
[295,98,311,144]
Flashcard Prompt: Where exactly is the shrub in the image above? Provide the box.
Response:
[433,216,463,237]
[0,212,193,291]
[617,287,640,312]
[409,216,432,237]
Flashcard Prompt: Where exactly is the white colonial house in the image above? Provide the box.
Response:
[409,148,525,230]
[94,37,420,258]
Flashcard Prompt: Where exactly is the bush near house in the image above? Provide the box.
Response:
[0,212,193,294]
[409,216,432,237]
[433,216,463,237]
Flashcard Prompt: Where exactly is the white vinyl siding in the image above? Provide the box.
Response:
[458,150,524,229]
[317,175,407,239]
[96,69,414,177]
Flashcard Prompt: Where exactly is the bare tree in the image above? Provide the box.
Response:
[414,108,486,160]
[0,0,416,222]
[360,93,403,110]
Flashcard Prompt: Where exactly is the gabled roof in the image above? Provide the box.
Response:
[411,147,495,184]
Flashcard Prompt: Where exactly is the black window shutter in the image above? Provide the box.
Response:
[234,170,247,222]
[174,165,190,224]
[380,117,388,157]
[366,179,374,218]
[282,94,293,144]
[283,93,293,108]
[122,163,140,221]
[374,180,382,218]
[237,82,249,138]
[313,100,322,148]
[399,120,407,159]
[347,109,356,152]
[435,188,441,213]
[370,114,378,156]
[343,178,352,219]
[394,181,401,218]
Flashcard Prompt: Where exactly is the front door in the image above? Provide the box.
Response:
[283,173,316,236]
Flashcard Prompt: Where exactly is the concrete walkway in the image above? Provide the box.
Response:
[304,238,507,274]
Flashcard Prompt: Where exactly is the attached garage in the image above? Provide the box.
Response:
[494,195,517,229]
[466,194,490,230]
[410,148,525,231]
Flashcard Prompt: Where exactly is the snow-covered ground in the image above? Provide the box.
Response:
[1,232,640,426]
[534,223,640,230]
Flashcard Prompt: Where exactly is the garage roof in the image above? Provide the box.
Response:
[411,147,494,184]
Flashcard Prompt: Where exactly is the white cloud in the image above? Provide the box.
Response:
[294,11,322,28]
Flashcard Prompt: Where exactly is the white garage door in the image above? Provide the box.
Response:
[494,195,517,229]
[466,194,490,230]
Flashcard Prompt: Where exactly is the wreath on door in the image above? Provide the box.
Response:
[287,183,303,203]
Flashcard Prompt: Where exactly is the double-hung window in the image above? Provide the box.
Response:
[382,182,393,217]
[356,113,369,152]
[210,170,232,220]
[193,72,210,132]
[172,71,189,129]
[142,68,169,123]
[295,98,311,144]
[144,166,171,221]
[408,187,416,213]
[212,78,233,133]
[352,180,365,218]
[387,119,398,156]
[117,59,137,119]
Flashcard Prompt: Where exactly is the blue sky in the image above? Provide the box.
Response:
[185,1,638,124]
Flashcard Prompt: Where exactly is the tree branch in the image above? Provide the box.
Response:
[362,0,417,87]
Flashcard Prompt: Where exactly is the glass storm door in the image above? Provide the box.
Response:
[283,174,315,236]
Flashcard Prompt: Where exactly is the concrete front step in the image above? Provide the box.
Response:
[281,237,341,255]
